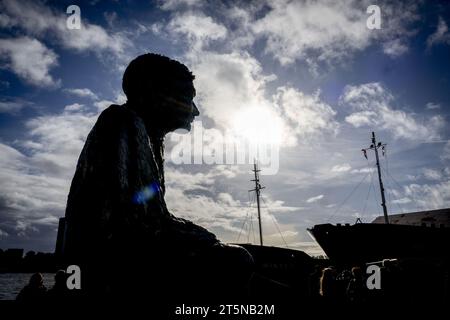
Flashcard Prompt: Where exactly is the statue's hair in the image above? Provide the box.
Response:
[122,53,194,101]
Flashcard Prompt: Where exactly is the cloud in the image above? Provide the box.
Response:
[0,0,128,58]
[0,89,133,247]
[383,39,409,57]
[167,12,227,50]
[391,197,411,205]
[404,181,450,210]
[159,0,203,11]
[252,0,371,66]
[351,167,375,174]
[341,82,445,141]
[0,37,59,88]
[185,49,339,149]
[427,17,450,48]
[162,163,303,248]
[251,0,417,68]
[63,88,98,100]
[306,194,324,203]
[0,107,100,245]
[275,87,339,145]
[331,164,352,173]
[64,103,84,112]
[422,168,442,181]
[0,99,30,114]
[426,102,441,110]
[442,141,450,161]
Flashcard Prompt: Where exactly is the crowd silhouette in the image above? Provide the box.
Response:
[16,271,71,303]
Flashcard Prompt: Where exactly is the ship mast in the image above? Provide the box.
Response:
[362,132,389,224]
[250,160,265,245]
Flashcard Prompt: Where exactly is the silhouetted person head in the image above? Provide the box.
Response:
[54,270,67,287]
[122,53,199,135]
[16,272,47,302]
[29,272,44,288]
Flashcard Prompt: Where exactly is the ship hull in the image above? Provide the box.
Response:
[308,223,450,264]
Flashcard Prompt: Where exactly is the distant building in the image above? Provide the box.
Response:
[372,207,450,227]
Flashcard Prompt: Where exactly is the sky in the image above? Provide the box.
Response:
[0,0,449,256]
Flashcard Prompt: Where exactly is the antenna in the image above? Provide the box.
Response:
[362,132,389,224]
[249,160,265,245]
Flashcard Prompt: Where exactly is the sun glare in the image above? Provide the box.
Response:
[231,107,284,145]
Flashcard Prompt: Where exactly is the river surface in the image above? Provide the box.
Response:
[0,273,55,300]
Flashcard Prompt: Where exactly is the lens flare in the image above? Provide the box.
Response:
[133,181,160,204]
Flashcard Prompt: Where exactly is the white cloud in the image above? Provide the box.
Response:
[167,12,227,50]
[383,39,409,57]
[94,92,126,112]
[422,168,442,181]
[187,50,338,148]
[64,103,84,112]
[341,82,445,141]
[391,197,411,205]
[0,0,128,58]
[427,17,450,48]
[306,194,324,203]
[252,0,371,66]
[24,110,97,179]
[159,0,203,11]
[0,37,59,88]
[64,88,98,100]
[404,181,450,210]
[345,111,377,127]
[251,0,417,68]
[351,167,375,174]
[442,141,450,161]
[275,87,339,145]
[0,104,104,240]
[331,164,352,173]
[426,102,440,110]
[190,51,268,125]
[0,92,135,240]
[0,99,30,113]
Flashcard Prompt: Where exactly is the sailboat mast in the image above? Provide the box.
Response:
[371,132,389,224]
[251,161,264,245]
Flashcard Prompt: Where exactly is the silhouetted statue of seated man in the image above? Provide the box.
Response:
[62,53,253,301]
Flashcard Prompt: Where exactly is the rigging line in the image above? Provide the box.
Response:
[248,192,256,244]
[385,176,393,214]
[361,170,375,219]
[380,164,408,213]
[383,148,393,214]
[380,166,406,214]
[247,211,252,243]
[237,210,249,243]
[260,195,289,248]
[247,194,253,243]
[327,167,374,222]
[250,208,257,244]
[237,191,253,242]
[239,191,255,243]
[370,170,382,218]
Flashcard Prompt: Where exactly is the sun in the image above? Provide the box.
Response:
[231,106,284,145]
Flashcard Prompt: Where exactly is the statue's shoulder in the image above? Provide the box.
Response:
[98,104,133,122]
[94,104,141,130]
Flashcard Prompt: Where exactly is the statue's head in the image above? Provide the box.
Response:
[122,53,199,134]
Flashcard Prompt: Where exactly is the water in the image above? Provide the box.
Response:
[0,273,55,300]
